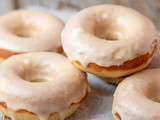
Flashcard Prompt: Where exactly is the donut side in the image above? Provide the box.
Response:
[0,49,19,61]
[114,113,122,120]
[0,102,80,120]
[0,90,88,120]
[73,45,156,79]
[0,46,63,61]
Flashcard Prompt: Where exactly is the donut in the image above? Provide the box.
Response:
[62,5,157,79]
[0,9,64,61]
[112,68,160,120]
[0,52,90,120]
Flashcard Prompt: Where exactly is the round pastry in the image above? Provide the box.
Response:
[0,9,64,61]
[0,52,90,120]
[112,68,160,120]
[62,5,157,79]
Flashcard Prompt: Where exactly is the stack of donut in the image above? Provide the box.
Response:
[0,9,90,120]
[0,4,159,120]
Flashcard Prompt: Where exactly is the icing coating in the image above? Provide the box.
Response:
[148,33,160,69]
[112,68,160,120]
[62,5,157,67]
[0,9,64,52]
[0,52,90,120]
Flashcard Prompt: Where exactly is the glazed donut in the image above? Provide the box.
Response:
[0,9,64,61]
[0,52,90,120]
[62,5,157,79]
[112,68,160,120]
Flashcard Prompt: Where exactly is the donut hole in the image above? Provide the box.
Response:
[135,79,160,104]
[20,72,50,83]
[94,25,121,41]
[29,79,47,82]
[145,84,160,103]
[9,25,42,38]
[5,20,44,38]
[93,14,129,41]
[17,64,56,83]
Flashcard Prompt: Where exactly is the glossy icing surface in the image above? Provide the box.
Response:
[0,9,64,52]
[113,68,160,120]
[0,52,90,120]
[62,5,157,67]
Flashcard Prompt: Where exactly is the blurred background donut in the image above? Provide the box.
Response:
[0,0,159,30]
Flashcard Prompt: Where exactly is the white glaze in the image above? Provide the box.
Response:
[62,5,157,67]
[112,68,160,120]
[0,9,64,52]
[0,52,90,120]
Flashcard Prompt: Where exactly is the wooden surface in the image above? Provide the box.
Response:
[0,0,160,30]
